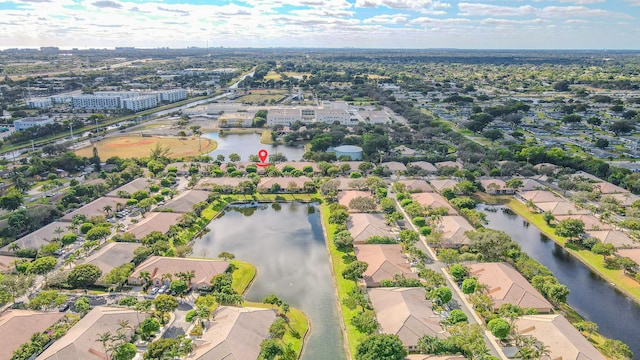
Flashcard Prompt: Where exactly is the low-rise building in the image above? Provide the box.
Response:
[347,213,394,243]
[354,244,418,287]
[411,192,457,215]
[368,287,448,351]
[13,116,54,131]
[468,262,553,313]
[0,310,65,360]
[128,256,230,290]
[435,216,473,248]
[121,95,158,112]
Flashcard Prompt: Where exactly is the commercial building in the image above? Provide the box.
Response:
[157,89,187,103]
[121,95,158,112]
[26,98,52,109]
[13,116,54,131]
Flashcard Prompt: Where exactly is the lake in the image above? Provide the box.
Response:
[478,204,640,356]
[202,132,306,162]
[194,202,347,360]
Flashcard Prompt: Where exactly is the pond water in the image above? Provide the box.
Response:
[194,202,346,360]
[202,132,306,162]
[478,204,640,356]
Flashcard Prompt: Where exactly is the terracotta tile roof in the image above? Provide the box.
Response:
[347,213,393,243]
[338,190,375,212]
[191,306,276,360]
[382,161,407,172]
[354,244,418,287]
[105,178,150,198]
[129,256,229,287]
[469,262,553,313]
[0,310,65,360]
[411,193,456,215]
[61,197,126,221]
[36,307,146,360]
[81,242,139,281]
[398,180,433,192]
[126,212,182,239]
[159,190,210,213]
[368,287,448,349]
[515,315,605,360]
[517,190,563,204]
[586,230,637,248]
[592,181,629,194]
[436,216,473,247]
[555,215,611,231]
[429,179,458,193]
[408,161,437,173]
[434,161,462,169]
[535,201,589,216]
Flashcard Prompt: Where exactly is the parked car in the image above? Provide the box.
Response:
[150,286,159,295]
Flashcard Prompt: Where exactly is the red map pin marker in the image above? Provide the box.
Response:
[257,149,269,167]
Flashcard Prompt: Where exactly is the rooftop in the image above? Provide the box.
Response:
[126,212,182,239]
[347,213,393,243]
[0,310,65,360]
[354,244,418,287]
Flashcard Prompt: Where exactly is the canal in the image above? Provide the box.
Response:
[202,132,306,162]
[193,202,346,360]
[478,204,640,356]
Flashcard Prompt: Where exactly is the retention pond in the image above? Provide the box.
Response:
[478,204,640,356]
[194,202,346,360]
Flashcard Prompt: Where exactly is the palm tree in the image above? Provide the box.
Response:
[140,271,151,289]
[96,331,113,359]
[161,272,173,285]
[103,205,113,218]
[525,199,536,211]
[8,242,20,253]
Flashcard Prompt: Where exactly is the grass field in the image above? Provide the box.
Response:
[75,135,216,159]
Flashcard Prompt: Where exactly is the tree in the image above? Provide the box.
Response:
[28,290,67,310]
[113,342,137,360]
[554,218,585,242]
[449,264,468,282]
[445,309,468,325]
[0,273,34,304]
[328,209,349,225]
[218,251,235,260]
[104,263,135,289]
[86,226,111,243]
[487,318,510,339]
[461,278,478,294]
[355,334,407,360]
[468,228,518,261]
[144,338,180,360]
[349,196,377,212]
[140,317,161,340]
[542,211,555,225]
[170,280,188,295]
[601,339,633,360]
[153,294,178,323]
[67,263,102,289]
[259,339,283,360]
[333,230,354,250]
[431,287,452,305]
[75,296,91,315]
[29,256,57,277]
[263,294,282,308]
[438,249,459,265]
[0,189,24,211]
[351,311,379,334]
[342,261,368,281]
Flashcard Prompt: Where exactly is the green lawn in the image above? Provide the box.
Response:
[244,301,309,358]
[505,197,640,302]
[230,260,256,295]
[320,204,365,358]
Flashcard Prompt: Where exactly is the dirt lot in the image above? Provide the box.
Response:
[75,135,216,159]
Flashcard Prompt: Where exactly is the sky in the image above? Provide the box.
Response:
[1,0,639,50]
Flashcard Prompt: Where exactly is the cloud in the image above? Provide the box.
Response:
[480,18,545,25]
[92,1,121,9]
[363,13,409,24]
[458,3,536,17]
[557,0,605,4]
[355,0,436,10]
[157,6,189,14]
[539,5,631,18]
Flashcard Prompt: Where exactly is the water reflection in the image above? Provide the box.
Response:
[202,132,306,161]
[478,204,640,355]
[194,203,346,360]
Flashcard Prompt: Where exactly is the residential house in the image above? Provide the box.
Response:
[586,230,637,249]
[338,190,376,212]
[275,161,319,174]
[408,161,438,174]
[128,256,230,290]
[555,214,611,231]
[81,242,139,286]
[0,255,17,273]
[126,212,183,239]
[397,180,433,193]
[157,190,210,213]
[354,244,418,287]
[368,287,448,351]
[0,310,65,360]
[411,193,457,215]
[257,176,313,193]
[382,161,407,173]
[347,213,394,243]
[514,315,605,360]
[429,179,459,194]
[195,177,245,192]
[592,181,629,195]
[61,197,126,221]
[435,216,473,248]
[393,145,417,156]
[36,307,146,360]
[519,178,545,191]
[105,178,150,198]
[191,306,276,359]
[1,221,72,254]
[534,201,589,216]
[434,161,463,170]
[479,179,511,195]
[516,190,563,205]
[468,263,553,313]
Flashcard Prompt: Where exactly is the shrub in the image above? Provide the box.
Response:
[445,309,468,325]
[487,318,510,339]
[449,264,468,282]
[419,226,432,236]
[413,217,427,227]
[461,278,477,294]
